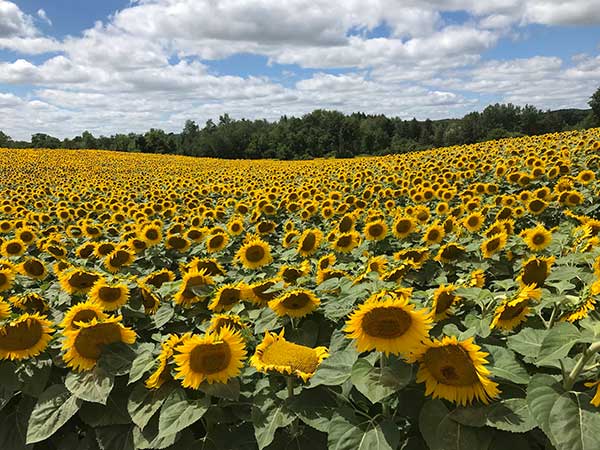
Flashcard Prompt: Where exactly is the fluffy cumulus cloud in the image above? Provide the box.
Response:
[0,0,598,139]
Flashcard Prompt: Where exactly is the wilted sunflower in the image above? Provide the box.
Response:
[269,289,320,318]
[409,336,500,405]
[62,316,136,371]
[206,314,248,334]
[59,268,101,295]
[206,232,229,253]
[0,267,15,292]
[173,327,246,388]
[518,255,555,287]
[297,228,323,256]
[431,285,461,321]
[89,279,130,311]
[435,243,465,263]
[521,224,552,252]
[392,216,417,239]
[332,231,361,253]
[208,284,243,312]
[60,300,107,331]
[0,313,54,360]
[174,268,214,307]
[236,236,272,269]
[481,232,508,258]
[146,333,189,389]
[251,329,329,382]
[345,290,432,355]
[364,220,388,241]
[104,247,135,273]
[241,278,281,306]
[1,238,26,258]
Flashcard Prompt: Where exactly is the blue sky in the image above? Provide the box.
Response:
[0,0,599,139]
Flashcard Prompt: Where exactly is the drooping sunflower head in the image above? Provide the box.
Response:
[297,228,323,256]
[173,327,247,388]
[235,236,273,269]
[241,278,281,306]
[174,268,214,307]
[62,316,137,371]
[104,247,135,273]
[269,289,320,318]
[18,257,48,280]
[88,279,130,311]
[521,224,552,252]
[518,255,555,288]
[206,314,248,334]
[145,333,189,389]
[365,255,388,275]
[94,241,116,258]
[60,300,107,331]
[181,257,225,277]
[8,292,48,314]
[208,283,244,312]
[431,285,461,321]
[59,268,102,295]
[251,329,329,382]
[394,247,430,267]
[345,290,432,356]
[409,335,500,406]
[0,313,54,361]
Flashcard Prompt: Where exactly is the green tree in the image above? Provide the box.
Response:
[0,130,12,147]
[589,86,600,121]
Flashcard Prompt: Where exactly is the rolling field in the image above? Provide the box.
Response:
[1,128,600,449]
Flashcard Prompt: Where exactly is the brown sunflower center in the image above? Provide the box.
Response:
[395,220,412,234]
[362,306,412,338]
[69,271,100,290]
[109,250,131,266]
[74,323,123,360]
[217,288,240,306]
[423,345,479,386]
[189,342,231,375]
[182,276,210,299]
[145,229,159,240]
[336,235,352,248]
[245,245,266,262]
[209,235,225,248]
[168,236,188,249]
[97,243,115,255]
[24,260,45,276]
[499,302,527,320]
[98,286,123,303]
[339,217,353,232]
[0,273,7,285]
[281,292,311,310]
[521,261,547,287]
[300,233,317,251]
[197,261,224,276]
[260,339,319,375]
[440,244,463,260]
[147,272,171,288]
[532,233,547,245]
[368,224,384,237]
[529,200,545,212]
[435,292,455,314]
[20,231,33,242]
[71,309,100,328]
[486,237,502,252]
[467,217,480,227]
[252,282,279,301]
[6,242,23,254]
[0,319,43,351]
[427,229,440,241]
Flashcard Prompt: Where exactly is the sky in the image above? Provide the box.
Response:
[1,0,599,140]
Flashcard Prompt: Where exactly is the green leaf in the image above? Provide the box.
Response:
[507,327,545,358]
[350,356,412,403]
[133,415,180,450]
[0,396,35,450]
[536,322,581,366]
[158,388,210,437]
[95,425,135,450]
[251,395,295,450]
[485,398,535,433]
[526,374,563,447]
[328,409,400,450]
[549,392,600,450]
[17,356,52,397]
[419,400,450,450]
[436,415,493,450]
[98,342,137,376]
[198,378,240,401]
[79,393,131,427]
[0,362,20,411]
[448,406,488,428]
[128,351,156,385]
[127,383,172,430]
[485,345,530,384]
[309,344,358,388]
[65,367,114,404]
[253,308,280,334]
[26,384,82,444]
[287,386,336,432]
[153,304,174,329]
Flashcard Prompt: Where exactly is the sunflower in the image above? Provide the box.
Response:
[278,261,311,285]
[527,198,547,215]
[584,380,600,407]
[174,268,214,307]
[365,255,388,275]
[251,330,329,382]
[140,224,162,246]
[282,230,300,248]
[8,293,48,314]
[206,314,248,334]
[432,285,461,321]
[364,220,388,241]
[392,216,417,239]
[208,284,243,312]
[181,257,226,277]
[331,231,361,253]
[94,242,116,258]
[1,238,26,258]
[241,278,281,306]
[345,290,432,355]
[481,232,508,258]
[76,242,96,259]
[143,268,176,289]
[256,220,277,235]
[422,221,445,245]
[227,217,244,236]
[521,224,552,252]
[0,267,15,292]
[490,285,541,331]
[269,289,320,318]
[0,313,54,360]
[316,268,349,286]
[409,336,500,405]
[166,235,191,252]
[297,228,323,256]
[173,327,246,388]
[318,253,337,271]
[60,301,107,331]
[394,247,430,267]
[469,269,486,288]
[18,257,48,280]
[562,297,596,323]
[435,242,465,263]
[138,282,161,314]
[236,237,272,269]
[518,255,555,288]
[59,268,101,295]
[62,316,136,371]
[0,298,11,319]
[104,248,135,273]
[146,333,189,389]
[206,233,229,253]
[88,279,130,311]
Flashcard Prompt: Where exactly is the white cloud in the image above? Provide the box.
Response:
[0,0,35,37]
[37,9,52,26]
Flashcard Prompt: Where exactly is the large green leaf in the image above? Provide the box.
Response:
[350,356,412,403]
[198,378,240,401]
[127,383,172,430]
[158,388,210,437]
[507,327,545,358]
[98,342,137,376]
[0,362,20,411]
[485,398,535,433]
[419,400,450,450]
[548,392,600,450]
[287,386,337,432]
[26,384,82,444]
[309,344,358,388]
[526,374,562,447]
[436,415,493,450]
[128,350,156,385]
[536,322,581,366]
[251,394,295,450]
[328,409,400,450]
[65,367,114,405]
[485,345,530,385]
[95,425,135,450]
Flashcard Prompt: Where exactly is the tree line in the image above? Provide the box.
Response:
[2,88,599,159]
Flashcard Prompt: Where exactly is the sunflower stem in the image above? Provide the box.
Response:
[563,341,600,391]
[380,353,390,417]
[547,304,559,329]
[286,377,298,435]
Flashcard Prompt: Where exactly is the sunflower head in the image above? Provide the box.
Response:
[241,278,281,306]
[1,239,26,258]
[146,333,189,389]
[208,284,244,312]
[332,231,361,253]
[206,232,229,253]
[59,268,102,295]
[0,267,15,292]
[8,292,48,314]
[364,220,388,241]
[435,242,465,263]
[521,224,552,252]
[206,314,248,334]
[104,247,135,273]
[0,313,54,361]
[431,285,461,321]
[269,289,320,319]
[251,329,329,382]
[89,279,130,311]
[297,228,323,256]
[278,261,311,285]
[18,257,48,280]
[236,236,273,269]
[143,268,176,289]
[518,255,555,288]
[60,300,107,330]
[174,268,214,307]
[481,232,508,258]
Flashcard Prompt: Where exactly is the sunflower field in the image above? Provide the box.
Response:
[1,128,600,450]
